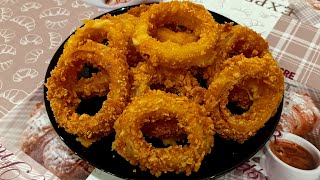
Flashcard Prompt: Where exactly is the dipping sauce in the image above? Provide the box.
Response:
[270,139,318,170]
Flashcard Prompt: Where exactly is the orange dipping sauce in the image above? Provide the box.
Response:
[270,139,318,170]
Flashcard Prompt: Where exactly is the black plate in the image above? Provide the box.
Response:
[44,5,283,180]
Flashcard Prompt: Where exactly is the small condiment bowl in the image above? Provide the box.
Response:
[260,132,320,180]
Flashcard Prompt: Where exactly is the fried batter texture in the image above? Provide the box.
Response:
[127,3,151,17]
[142,118,186,140]
[130,62,206,104]
[128,4,199,45]
[100,13,143,67]
[205,54,284,143]
[155,27,198,45]
[45,1,285,177]
[46,42,129,146]
[132,1,219,68]
[204,23,269,84]
[75,70,110,98]
[112,91,214,177]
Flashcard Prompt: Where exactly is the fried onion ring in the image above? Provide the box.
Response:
[57,16,131,103]
[132,1,219,68]
[46,41,129,146]
[205,54,284,143]
[45,1,285,177]
[112,91,214,177]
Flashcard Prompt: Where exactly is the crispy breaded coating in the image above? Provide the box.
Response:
[112,91,214,177]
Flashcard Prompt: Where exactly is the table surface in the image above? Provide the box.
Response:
[0,1,320,180]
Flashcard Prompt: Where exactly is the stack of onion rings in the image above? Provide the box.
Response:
[45,1,284,177]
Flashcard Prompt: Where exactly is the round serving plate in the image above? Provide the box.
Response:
[44,5,283,180]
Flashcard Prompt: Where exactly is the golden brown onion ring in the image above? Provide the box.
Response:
[132,1,219,69]
[205,54,284,143]
[57,16,132,102]
[46,41,130,146]
[112,91,214,177]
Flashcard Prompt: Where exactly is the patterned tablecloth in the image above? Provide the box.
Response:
[0,0,319,180]
[0,0,108,118]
